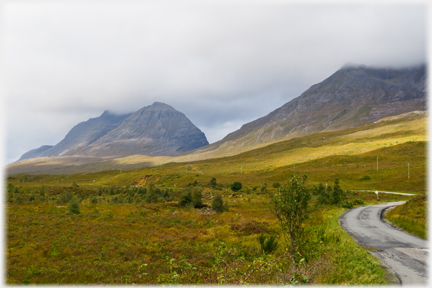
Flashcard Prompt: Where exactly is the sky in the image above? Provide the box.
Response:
[2,0,428,164]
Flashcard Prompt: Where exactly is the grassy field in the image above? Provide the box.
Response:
[7,181,411,284]
[5,113,427,284]
[385,195,427,240]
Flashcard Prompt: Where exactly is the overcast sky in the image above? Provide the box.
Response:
[2,1,427,164]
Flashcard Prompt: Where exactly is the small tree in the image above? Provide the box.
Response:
[191,188,203,208]
[316,183,329,205]
[146,183,159,203]
[210,177,217,188]
[68,196,81,214]
[57,191,73,204]
[212,194,227,213]
[231,182,242,192]
[270,174,311,263]
[330,178,343,205]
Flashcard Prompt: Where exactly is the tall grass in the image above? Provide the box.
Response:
[386,195,427,239]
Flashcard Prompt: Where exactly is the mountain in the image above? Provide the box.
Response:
[74,102,209,157]
[193,64,426,155]
[19,102,209,160]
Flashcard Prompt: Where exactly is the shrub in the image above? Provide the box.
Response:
[210,177,217,188]
[270,174,311,263]
[341,201,354,209]
[353,198,364,205]
[179,188,204,208]
[360,175,371,181]
[272,182,281,189]
[68,196,81,214]
[57,191,74,204]
[257,233,279,254]
[212,194,227,213]
[316,183,329,205]
[231,182,242,192]
[260,181,268,193]
[89,196,98,204]
[330,179,343,205]
[145,183,159,203]
[179,190,192,206]
[191,189,204,208]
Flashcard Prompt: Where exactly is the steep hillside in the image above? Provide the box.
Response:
[193,64,426,156]
[18,102,209,160]
[38,111,131,158]
[74,102,209,157]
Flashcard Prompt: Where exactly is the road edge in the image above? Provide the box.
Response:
[338,204,402,285]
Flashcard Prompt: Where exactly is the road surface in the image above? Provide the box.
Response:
[339,201,428,285]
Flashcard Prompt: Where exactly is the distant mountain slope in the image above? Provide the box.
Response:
[74,102,209,157]
[38,111,131,158]
[17,145,54,161]
[18,102,209,160]
[193,64,426,155]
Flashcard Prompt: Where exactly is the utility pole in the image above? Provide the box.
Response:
[377,156,378,171]
[408,163,410,180]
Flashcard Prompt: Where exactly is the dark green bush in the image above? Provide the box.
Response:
[179,188,203,208]
[360,175,371,181]
[210,177,217,188]
[353,198,364,205]
[341,201,354,209]
[212,194,227,213]
[231,182,242,192]
[68,196,81,214]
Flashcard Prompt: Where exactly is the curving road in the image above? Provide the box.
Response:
[339,201,428,285]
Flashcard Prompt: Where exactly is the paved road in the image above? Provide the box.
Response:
[339,202,428,285]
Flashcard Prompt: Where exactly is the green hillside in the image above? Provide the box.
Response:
[5,111,426,285]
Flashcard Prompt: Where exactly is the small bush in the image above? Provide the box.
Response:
[272,182,281,189]
[231,182,242,192]
[210,177,217,188]
[89,196,98,204]
[57,191,73,204]
[341,201,353,209]
[179,190,192,207]
[260,182,267,193]
[191,189,204,208]
[68,196,81,214]
[212,194,227,213]
[353,198,364,205]
[257,233,278,254]
[360,175,371,181]
[179,188,204,208]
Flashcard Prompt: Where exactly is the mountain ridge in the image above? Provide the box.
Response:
[190,64,426,155]
[18,102,209,161]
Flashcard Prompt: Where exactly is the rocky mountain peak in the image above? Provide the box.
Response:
[19,102,209,160]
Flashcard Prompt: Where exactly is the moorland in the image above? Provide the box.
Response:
[6,111,427,284]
